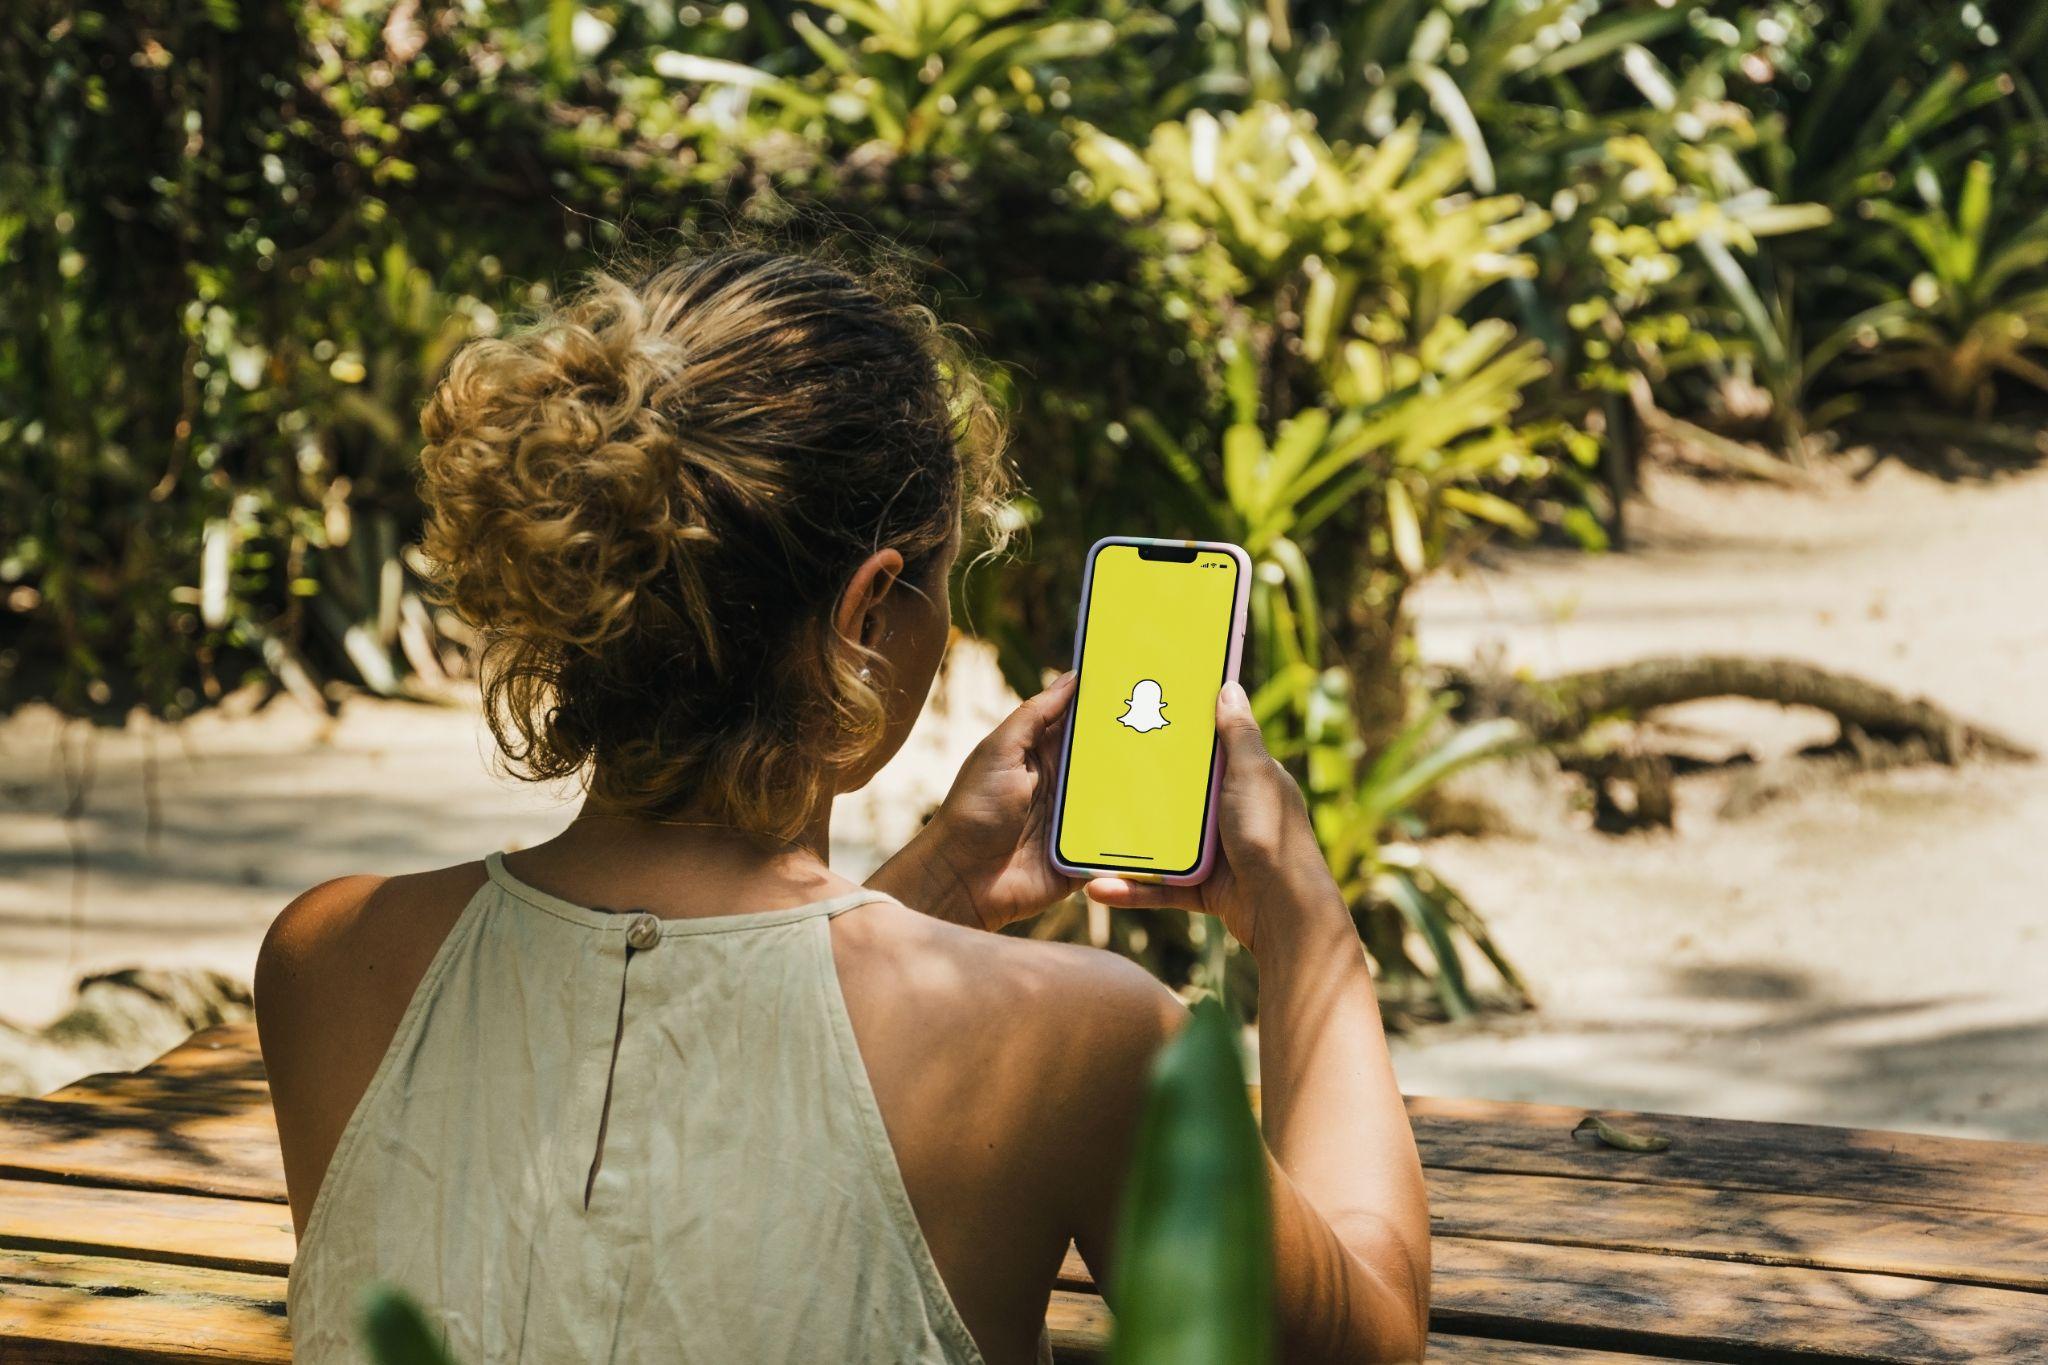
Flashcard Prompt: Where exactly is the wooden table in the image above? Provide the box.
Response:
[3,1026,2046,1362]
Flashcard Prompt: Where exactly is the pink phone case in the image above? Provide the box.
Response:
[1047,536,1253,886]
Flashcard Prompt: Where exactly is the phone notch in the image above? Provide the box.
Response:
[1136,543,1199,563]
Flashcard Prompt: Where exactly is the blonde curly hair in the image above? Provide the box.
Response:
[417,247,1007,837]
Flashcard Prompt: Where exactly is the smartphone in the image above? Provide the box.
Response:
[1048,536,1252,885]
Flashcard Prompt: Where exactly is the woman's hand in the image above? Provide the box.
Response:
[1083,681,1348,958]
[867,671,1081,931]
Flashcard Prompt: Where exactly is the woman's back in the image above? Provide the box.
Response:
[289,854,983,1362]
[266,848,1177,1365]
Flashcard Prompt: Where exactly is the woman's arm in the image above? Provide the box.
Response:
[1084,684,1430,1363]
[865,672,1078,929]
[872,672,1429,1358]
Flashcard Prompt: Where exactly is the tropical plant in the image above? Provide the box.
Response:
[1063,100,1566,1015]
[1665,0,2048,440]
[1292,682,1528,1018]
[666,0,1149,156]
[1806,154,2048,421]
[1070,103,1589,723]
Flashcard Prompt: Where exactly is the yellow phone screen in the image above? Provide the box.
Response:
[1055,543,1241,875]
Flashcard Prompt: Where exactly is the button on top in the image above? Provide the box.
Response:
[624,914,663,951]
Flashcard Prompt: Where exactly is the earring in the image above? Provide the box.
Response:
[859,666,873,682]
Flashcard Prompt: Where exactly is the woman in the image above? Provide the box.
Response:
[258,248,1429,1364]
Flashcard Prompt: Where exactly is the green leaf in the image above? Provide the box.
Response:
[1262,537,1321,669]
[1729,202,1833,238]
[1222,423,1267,525]
[1530,5,1694,77]
[1361,717,1525,830]
[1440,487,1538,537]
[1265,408,1333,506]
[1223,338,1261,427]
[1955,158,1994,283]
[360,1286,460,1365]
[789,13,859,76]
[1300,269,1339,364]
[547,0,578,81]
[1412,64,1493,194]
[1110,999,1274,1365]
[651,52,827,116]
[1695,232,1786,368]
[1380,869,1475,1020]
[1385,478,1426,577]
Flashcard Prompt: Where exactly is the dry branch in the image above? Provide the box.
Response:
[1478,655,2035,762]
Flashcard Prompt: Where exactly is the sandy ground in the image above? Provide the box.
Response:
[2,458,2044,1138]
[1397,458,2048,1140]
[0,647,1010,1033]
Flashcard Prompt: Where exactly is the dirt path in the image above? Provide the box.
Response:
[1398,459,2048,1140]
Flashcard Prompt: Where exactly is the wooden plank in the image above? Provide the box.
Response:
[1046,1289,1113,1362]
[1419,1344,1697,1363]
[1066,1242,2048,1361]
[133,1027,266,1084]
[1410,1094,2048,1219]
[38,1030,271,1118]
[103,1030,2048,1223]
[0,1179,294,1276]
[0,1250,289,1364]
[1430,1166,2048,1294]
[119,1031,2048,1220]
[0,1099,284,1203]
[1432,1236,2048,1363]
[41,1073,273,1121]
[1054,1252,1706,1362]
[1049,1278,1699,1363]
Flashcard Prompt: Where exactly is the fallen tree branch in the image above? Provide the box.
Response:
[1464,655,2035,763]
[1719,726,1954,820]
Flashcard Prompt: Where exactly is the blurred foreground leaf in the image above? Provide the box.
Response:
[361,1285,460,1365]
[1110,998,1274,1365]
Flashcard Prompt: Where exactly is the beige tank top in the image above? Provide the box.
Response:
[288,852,988,1364]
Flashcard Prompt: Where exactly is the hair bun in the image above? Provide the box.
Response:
[415,247,1009,837]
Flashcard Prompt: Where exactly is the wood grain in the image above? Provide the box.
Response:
[0,1250,289,1364]
[1043,1297,1702,1363]
[129,1032,2048,1217]
[1428,1166,2048,1292]
[0,1098,284,1203]
[1432,1236,2048,1363]
[0,1179,294,1275]
[1410,1094,2048,1219]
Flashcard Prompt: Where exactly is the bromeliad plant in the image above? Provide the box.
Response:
[1807,155,2048,424]
[666,0,1144,157]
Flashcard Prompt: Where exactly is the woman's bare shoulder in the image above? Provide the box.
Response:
[256,862,489,1232]
[256,863,485,1028]
[836,899,1187,1135]
[848,899,1183,1031]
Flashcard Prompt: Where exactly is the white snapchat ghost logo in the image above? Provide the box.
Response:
[1117,679,1170,733]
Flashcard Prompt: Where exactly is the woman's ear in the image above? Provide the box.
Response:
[835,548,907,651]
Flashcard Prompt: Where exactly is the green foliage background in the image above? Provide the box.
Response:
[4,0,2044,1012]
